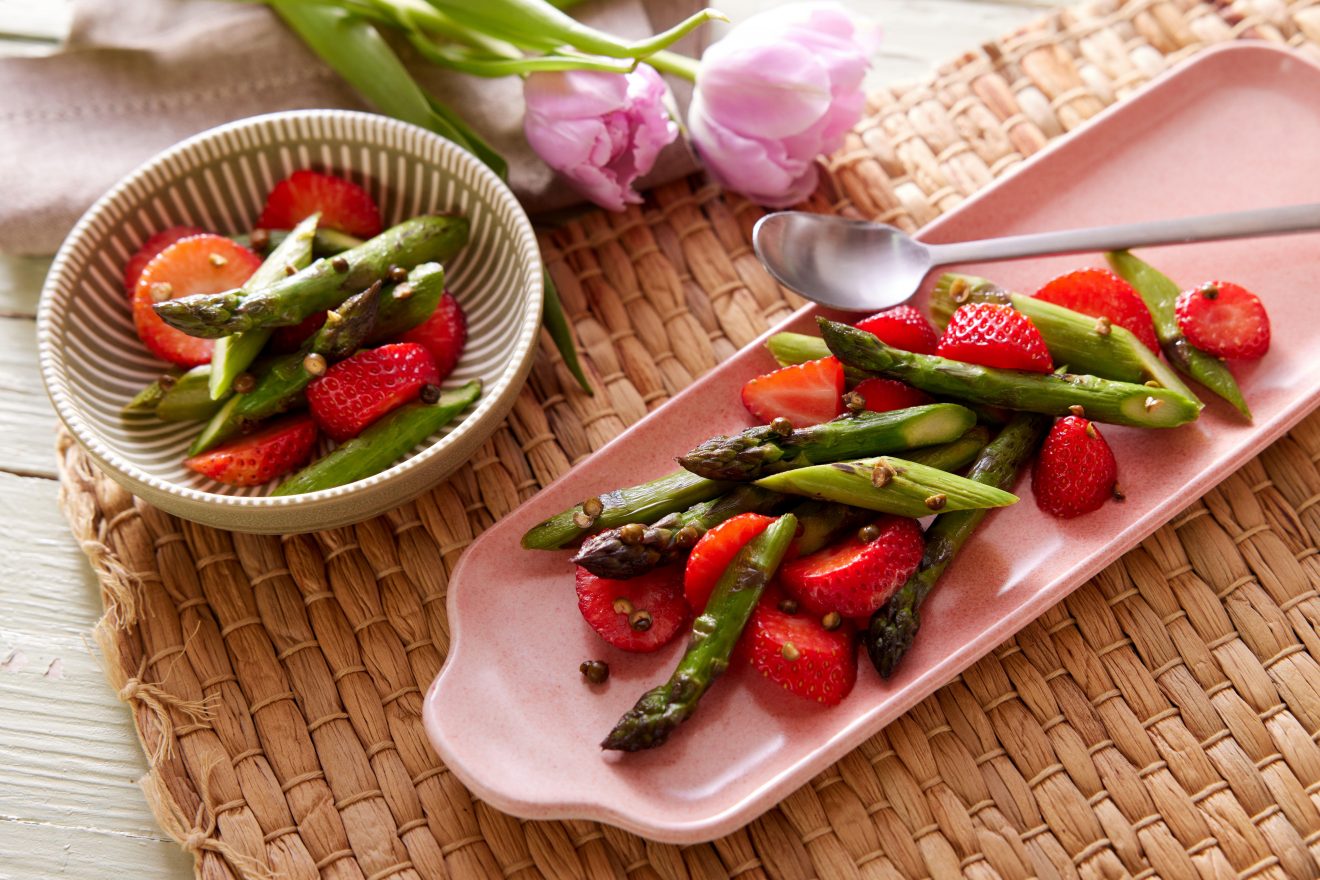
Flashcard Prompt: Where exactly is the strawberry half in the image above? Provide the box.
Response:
[852,377,933,413]
[855,305,939,354]
[575,565,690,652]
[1032,415,1118,519]
[399,292,467,380]
[741,357,845,427]
[256,169,383,238]
[123,225,204,299]
[739,598,856,705]
[1035,268,1160,353]
[780,516,924,618]
[132,234,262,367]
[307,342,440,443]
[683,512,776,612]
[1175,281,1270,360]
[184,414,318,486]
[936,302,1053,373]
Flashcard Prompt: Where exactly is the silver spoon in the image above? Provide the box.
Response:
[752,204,1320,311]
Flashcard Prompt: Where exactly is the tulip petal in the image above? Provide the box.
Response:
[689,97,813,204]
[697,42,832,140]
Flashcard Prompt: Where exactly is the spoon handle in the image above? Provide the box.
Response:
[925,203,1320,266]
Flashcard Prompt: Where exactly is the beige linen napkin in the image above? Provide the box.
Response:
[0,0,705,255]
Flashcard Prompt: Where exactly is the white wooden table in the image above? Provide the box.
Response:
[0,1,1064,877]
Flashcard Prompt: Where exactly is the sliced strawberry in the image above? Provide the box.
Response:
[133,235,262,367]
[306,343,439,443]
[855,305,939,354]
[1175,281,1270,360]
[575,565,690,652]
[936,302,1053,373]
[184,414,317,486]
[780,516,924,618]
[399,292,467,380]
[852,377,934,413]
[1035,268,1160,352]
[256,169,383,238]
[683,512,776,612]
[123,225,205,299]
[1032,415,1118,519]
[741,357,845,427]
[268,311,327,354]
[739,598,856,705]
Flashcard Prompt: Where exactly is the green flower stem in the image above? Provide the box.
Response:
[408,36,636,75]
[647,49,700,81]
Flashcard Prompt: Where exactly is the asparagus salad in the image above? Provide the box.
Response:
[523,256,1273,752]
[122,170,481,494]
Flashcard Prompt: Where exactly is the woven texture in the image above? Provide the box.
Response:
[58,1,1320,877]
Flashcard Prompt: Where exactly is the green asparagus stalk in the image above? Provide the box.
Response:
[929,273,1199,403]
[210,214,320,400]
[819,319,1200,428]
[124,374,173,413]
[678,403,976,481]
[1105,250,1250,420]
[125,366,227,421]
[366,261,445,344]
[571,485,784,579]
[755,454,1018,517]
[154,215,469,337]
[274,380,482,495]
[522,470,734,550]
[865,413,1049,677]
[188,282,383,455]
[234,227,363,257]
[570,428,989,579]
[766,331,830,367]
[602,513,797,752]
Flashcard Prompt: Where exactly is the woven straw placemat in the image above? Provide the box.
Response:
[58,1,1320,877]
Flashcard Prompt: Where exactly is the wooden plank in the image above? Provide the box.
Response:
[0,255,50,316]
[0,818,193,880]
[0,316,60,478]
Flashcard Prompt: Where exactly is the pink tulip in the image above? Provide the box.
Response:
[523,63,678,212]
[689,3,875,207]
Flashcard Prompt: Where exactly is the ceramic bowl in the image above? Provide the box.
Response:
[37,110,542,534]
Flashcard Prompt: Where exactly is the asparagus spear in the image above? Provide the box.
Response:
[188,282,382,455]
[602,513,798,751]
[571,430,989,579]
[234,227,363,257]
[124,374,173,413]
[678,403,976,481]
[274,380,482,495]
[1106,250,1251,420]
[126,366,231,421]
[522,470,734,550]
[928,273,1199,403]
[571,485,784,579]
[766,331,830,367]
[154,215,469,337]
[210,214,320,400]
[755,454,1018,517]
[366,261,445,344]
[819,319,1200,428]
[865,413,1049,677]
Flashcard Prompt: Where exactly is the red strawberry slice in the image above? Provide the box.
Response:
[306,343,440,443]
[184,414,318,486]
[575,565,690,652]
[739,598,856,705]
[1032,415,1118,519]
[133,235,262,367]
[256,169,383,238]
[741,357,845,427]
[780,516,924,618]
[683,512,776,612]
[1175,281,1270,360]
[268,311,327,354]
[936,302,1053,373]
[399,292,467,380]
[852,377,934,413]
[855,305,939,354]
[123,225,205,299]
[1035,268,1160,352]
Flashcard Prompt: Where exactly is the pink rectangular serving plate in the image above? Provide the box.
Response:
[424,42,1320,843]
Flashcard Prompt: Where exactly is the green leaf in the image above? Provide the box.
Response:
[408,36,636,76]
[543,270,593,395]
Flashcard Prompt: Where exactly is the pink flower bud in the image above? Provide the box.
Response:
[523,63,678,212]
[689,3,875,207]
